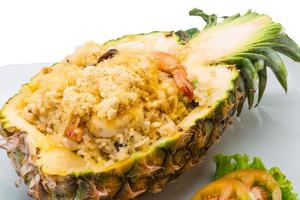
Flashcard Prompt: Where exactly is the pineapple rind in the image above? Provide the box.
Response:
[0,80,241,199]
[0,29,242,199]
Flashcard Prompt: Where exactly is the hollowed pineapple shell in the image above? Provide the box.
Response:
[0,84,241,199]
[1,9,300,200]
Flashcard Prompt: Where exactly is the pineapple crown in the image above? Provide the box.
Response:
[176,9,300,115]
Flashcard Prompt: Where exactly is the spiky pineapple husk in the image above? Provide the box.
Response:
[0,79,242,200]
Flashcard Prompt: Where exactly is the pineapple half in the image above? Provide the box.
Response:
[1,9,300,200]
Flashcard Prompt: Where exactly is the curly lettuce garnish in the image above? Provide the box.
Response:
[214,154,298,200]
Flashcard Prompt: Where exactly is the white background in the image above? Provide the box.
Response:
[1,0,300,67]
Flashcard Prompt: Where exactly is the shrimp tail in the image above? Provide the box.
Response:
[152,51,194,99]
[173,68,194,99]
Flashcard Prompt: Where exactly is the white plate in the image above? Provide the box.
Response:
[0,59,299,200]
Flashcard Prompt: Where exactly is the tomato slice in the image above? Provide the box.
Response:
[222,169,281,200]
[192,178,250,200]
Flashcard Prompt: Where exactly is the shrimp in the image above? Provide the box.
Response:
[152,51,194,99]
[64,116,83,142]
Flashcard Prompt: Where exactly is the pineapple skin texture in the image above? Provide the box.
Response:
[0,78,242,200]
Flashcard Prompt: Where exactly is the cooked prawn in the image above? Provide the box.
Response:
[64,116,83,142]
[152,51,194,99]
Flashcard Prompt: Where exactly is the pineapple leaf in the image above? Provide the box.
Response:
[273,33,300,62]
[222,13,241,23]
[238,49,287,92]
[185,28,200,38]
[254,59,265,72]
[243,78,255,109]
[175,28,199,44]
[237,76,246,116]
[186,8,300,112]
[225,57,257,109]
[257,67,267,106]
[189,8,217,28]
[175,30,189,44]
[253,48,287,92]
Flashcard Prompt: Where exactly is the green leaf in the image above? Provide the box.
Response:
[214,154,298,199]
[273,33,300,62]
[185,9,300,115]
[236,76,246,116]
[214,154,265,179]
[189,8,217,29]
[214,154,237,179]
[269,167,298,200]
[222,13,241,23]
[253,48,288,92]
[174,30,189,44]
[175,28,199,44]
[254,59,265,72]
[238,49,287,92]
[225,57,257,109]
[185,28,199,38]
[257,66,267,105]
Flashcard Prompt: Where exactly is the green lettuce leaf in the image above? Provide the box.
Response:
[269,167,298,200]
[214,154,266,179]
[214,154,297,200]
